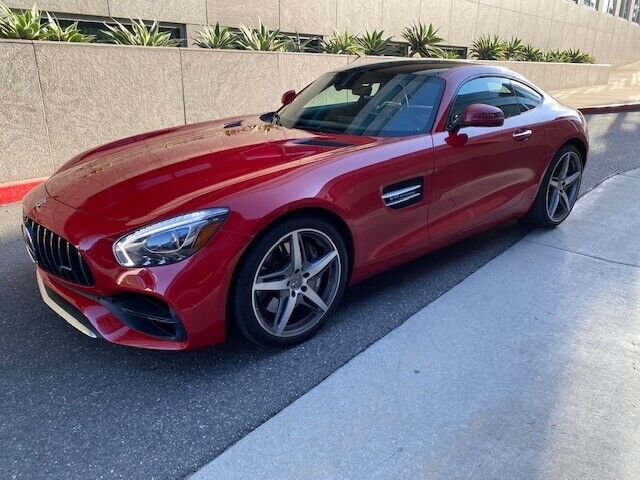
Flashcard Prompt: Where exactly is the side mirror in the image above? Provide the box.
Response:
[281,89,296,106]
[451,103,505,131]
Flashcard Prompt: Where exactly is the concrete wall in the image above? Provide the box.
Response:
[5,0,640,65]
[0,39,611,182]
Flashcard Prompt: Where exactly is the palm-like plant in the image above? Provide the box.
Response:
[503,37,524,60]
[322,30,362,55]
[285,31,319,52]
[236,22,288,51]
[357,30,396,56]
[470,35,505,60]
[0,3,45,39]
[563,48,595,63]
[194,23,237,49]
[44,14,94,42]
[521,44,544,62]
[102,19,180,47]
[401,23,444,57]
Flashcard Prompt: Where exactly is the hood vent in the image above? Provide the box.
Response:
[223,120,243,129]
[292,138,354,148]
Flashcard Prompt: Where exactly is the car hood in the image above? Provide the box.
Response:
[45,116,374,224]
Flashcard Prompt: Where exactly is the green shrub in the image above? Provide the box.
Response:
[470,35,505,60]
[0,3,45,39]
[236,22,288,51]
[563,48,595,63]
[44,14,94,42]
[285,31,319,52]
[401,23,444,57]
[322,30,362,55]
[102,19,180,46]
[435,49,461,59]
[357,30,396,56]
[544,49,569,62]
[194,23,237,49]
[503,37,524,60]
[521,44,544,62]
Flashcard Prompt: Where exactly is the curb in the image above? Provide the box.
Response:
[578,102,640,114]
[0,178,46,206]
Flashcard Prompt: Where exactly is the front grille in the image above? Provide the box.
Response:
[23,217,94,286]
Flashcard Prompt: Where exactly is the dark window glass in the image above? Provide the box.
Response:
[56,19,183,45]
[619,0,632,17]
[512,80,543,112]
[449,76,520,127]
[277,68,446,136]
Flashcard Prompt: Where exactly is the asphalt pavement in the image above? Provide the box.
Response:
[1,112,639,480]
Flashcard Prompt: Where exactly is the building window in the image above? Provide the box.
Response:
[618,0,633,17]
[580,0,599,9]
[603,0,617,14]
[633,0,640,22]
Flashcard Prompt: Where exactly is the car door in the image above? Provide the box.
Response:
[427,76,545,242]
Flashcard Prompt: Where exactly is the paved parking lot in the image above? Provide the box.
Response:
[1,112,639,480]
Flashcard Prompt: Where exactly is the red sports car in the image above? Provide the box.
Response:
[22,60,587,349]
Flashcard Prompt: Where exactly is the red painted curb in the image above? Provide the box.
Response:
[579,102,640,114]
[0,178,46,206]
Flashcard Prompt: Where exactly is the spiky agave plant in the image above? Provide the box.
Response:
[521,44,544,62]
[470,35,505,60]
[322,30,362,55]
[357,30,396,56]
[563,48,595,63]
[401,22,444,57]
[102,19,180,46]
[503,37,525,60]
[44,14,94,42]
[0,3,46,39]
[544,49,569,62]
[285,31,319,52]
[194,23,237,49]
[236,21,288,51]
[434,49,461,59]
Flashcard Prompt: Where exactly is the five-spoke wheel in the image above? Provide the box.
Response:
[526,145,583,227]
[232,217,348,346]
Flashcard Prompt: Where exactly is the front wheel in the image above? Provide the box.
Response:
[231,217,348,347]
[526,145,583,228]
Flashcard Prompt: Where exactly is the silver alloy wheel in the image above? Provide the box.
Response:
[546,151,582,222]
[251,229,341,338]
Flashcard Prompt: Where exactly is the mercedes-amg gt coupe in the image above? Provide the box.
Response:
[22,60,588,349]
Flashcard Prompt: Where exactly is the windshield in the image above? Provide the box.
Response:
[277,68,445,137]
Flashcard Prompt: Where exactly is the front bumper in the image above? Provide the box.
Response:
[25,184,251,350]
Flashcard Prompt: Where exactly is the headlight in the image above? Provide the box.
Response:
[113,208,229,267]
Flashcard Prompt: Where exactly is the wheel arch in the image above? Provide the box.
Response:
[225,206,356,328]
[562,137,588,167]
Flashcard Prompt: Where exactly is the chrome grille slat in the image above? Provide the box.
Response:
[23,218,94,287]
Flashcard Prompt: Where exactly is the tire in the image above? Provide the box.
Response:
[525,145,583,228]
[231,216,349,347]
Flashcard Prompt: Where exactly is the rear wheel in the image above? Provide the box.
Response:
[526,145,583,228]
[231,217,348,347]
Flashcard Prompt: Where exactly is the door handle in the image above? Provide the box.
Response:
[512,129,532,141]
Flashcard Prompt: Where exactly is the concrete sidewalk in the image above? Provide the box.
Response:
[192,171,640,480]
[551,60,640,108]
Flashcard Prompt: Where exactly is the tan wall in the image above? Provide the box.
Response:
[5,0,640,65]
[0,40,612,181]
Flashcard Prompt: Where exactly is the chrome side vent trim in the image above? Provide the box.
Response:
[381,177,424,210]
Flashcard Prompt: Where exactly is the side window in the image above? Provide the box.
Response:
[512,80,543,112]
[449,77,520,127]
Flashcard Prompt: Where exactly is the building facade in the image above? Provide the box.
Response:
[5,0,640,65]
